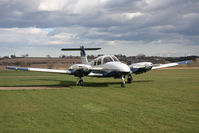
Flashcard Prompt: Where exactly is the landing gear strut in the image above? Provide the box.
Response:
[127,74,133,83]
[121,75,125,88]
[76,77,84,86]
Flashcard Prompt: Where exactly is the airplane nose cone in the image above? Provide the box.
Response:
[118,63,131,73]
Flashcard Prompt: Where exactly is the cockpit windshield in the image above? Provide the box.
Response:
[92,55,120,66]
[112,56,119,62]
[103,57,113,64]
[103,56,119,64]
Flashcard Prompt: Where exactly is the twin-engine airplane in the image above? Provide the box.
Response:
[7,46,191,87]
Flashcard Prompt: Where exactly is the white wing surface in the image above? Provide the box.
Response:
[152,60,192,70]
[7,66,71,74]
[89,67,103,71]
[88,72,103,77]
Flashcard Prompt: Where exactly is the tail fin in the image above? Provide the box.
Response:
[61,46,101,64]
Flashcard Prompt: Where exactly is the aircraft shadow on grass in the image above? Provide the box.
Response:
[0,78,153,88]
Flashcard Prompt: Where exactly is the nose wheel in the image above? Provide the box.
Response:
[121,75,125,88]
[76,77,84,86]
[127,74,133,83]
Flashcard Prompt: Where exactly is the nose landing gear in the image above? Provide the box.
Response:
[121,75,125,88]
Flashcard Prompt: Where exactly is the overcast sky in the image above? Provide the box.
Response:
[0,0,199,57]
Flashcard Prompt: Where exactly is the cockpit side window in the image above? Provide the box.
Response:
[94,60,97,66]
[103,57,113,64]
[97,59,102,65]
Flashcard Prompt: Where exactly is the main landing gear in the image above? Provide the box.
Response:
[76,77,84,86]
[121,74,133,88]
[127,74,133,83]
[76,75,133,87]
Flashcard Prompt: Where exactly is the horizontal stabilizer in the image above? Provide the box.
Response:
[61,48,101,51]
[61,46,101,64]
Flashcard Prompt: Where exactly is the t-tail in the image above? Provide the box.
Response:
[61,46,101,64]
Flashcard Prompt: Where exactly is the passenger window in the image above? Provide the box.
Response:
[97,59,101,65]
[103,57,112,64]
[94,60,97,66]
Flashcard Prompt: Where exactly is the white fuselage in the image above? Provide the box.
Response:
[68,55,131,77]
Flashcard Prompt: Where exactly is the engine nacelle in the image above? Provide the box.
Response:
[69,64,91,77]
[129,62,153,74]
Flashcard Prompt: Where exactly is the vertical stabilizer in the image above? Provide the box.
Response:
[61,46,101,64]
[80,46,88,64]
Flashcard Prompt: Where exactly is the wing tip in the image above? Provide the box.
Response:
[7,66,29,71]
[177,60,192,65]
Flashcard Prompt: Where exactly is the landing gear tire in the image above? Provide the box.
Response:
[77,78,84,86]
[127,74,133,84]
[79,79,84,86]
[121,82,125,88]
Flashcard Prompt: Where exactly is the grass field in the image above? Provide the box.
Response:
[0,69,198,133]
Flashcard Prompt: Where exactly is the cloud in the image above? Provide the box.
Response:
[0,0,198,56]
[38,0,66,11]
[123,12,144,20]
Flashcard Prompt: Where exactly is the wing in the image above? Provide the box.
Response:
[89,67,103,71]
[129,65,151,74]
[152,60,192,70]
[129,60,192,74]
[7,66,72,74]
[129,62,153,74]
[88,66,104,77]
[88,72,103,77]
